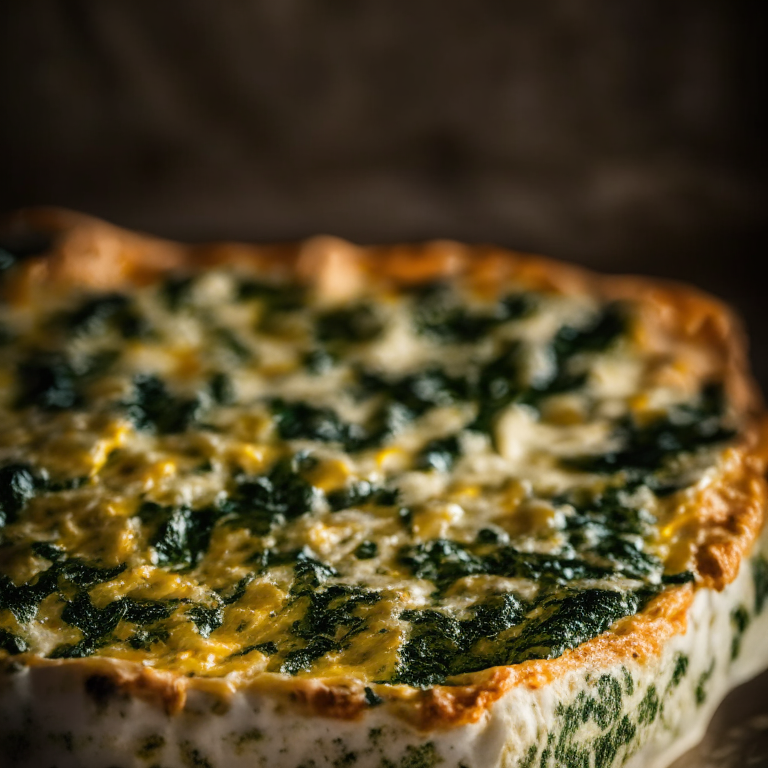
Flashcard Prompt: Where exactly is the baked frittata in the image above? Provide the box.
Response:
[0,210,766,768]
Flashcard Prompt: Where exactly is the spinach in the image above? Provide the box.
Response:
[281,583,381,674]
[400,538,611,593]
[360,368,471,416]
[0,628,27,655]
[216,574,254,605]
[468,343,524,436]
[270,399,365,449]
[487,548,613,584]
[417,435,462,472]
[238,279,304,311]
[395,609,463,686]
[128,627,170,650]
[161,275,195,311]
[0,464,36,527]
[208,372,235,405]
[213,327,251,361]
[591,537,660,579]
[229,641,278,658]
[64,293,148,339]
[188,605,223,638]
[292,553,338,591]
[520,303,627,406]
[394,594,524,686]
[327,481,398,512]
[567,383,734,475]
[316,305,384,343]
[0,557,126,624]
[16,353,83,411]
[551,304,626,362]
[354,541,378,560]
[412,282,534,342]
[222,459,320,535]
[400,539,487,592]
[123,374,203,434]
[280,636,338,675]
[31,542,66,562]
[52,592,177,658]
[141,503,221,570]
[754,556,768,614]
[304,348,336,375]
[505,589,641,664]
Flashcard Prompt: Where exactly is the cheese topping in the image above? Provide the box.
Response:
[0,265,739,686]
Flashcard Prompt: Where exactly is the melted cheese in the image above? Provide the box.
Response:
[0,264,743,687]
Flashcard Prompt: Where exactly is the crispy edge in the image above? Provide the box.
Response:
[1,208,766,729]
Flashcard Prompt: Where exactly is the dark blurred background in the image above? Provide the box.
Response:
[0,2,765,353]
[0,4,766,765]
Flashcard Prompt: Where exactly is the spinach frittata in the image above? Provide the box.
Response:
[0,213,766,768]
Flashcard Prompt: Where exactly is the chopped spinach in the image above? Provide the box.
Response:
[229,641,278,658]
[188,605,224,638]
[124,374,203,434]
[417,435,462,472]
[214,327,251,361]
[354,541,378,560]
[0,557,126,624]
[468,342,524,436]
[0,464,36,527]
[327,481,398,512]
[31,542,66,562]
[208,372,235,404]
[567,383,734,475]
[216,574,254,605]
[400,538,612,593]
[0,628,27,655]
[400,539,487,592]
[63,293,147,338]
[360,368,471,416]
[280,635,338,675]
[394,594,524,686]
[412,282,534,342]
[238,279,304,311]
[316,305,384,343]
[508,590,641,664]
[222,459,320,535]
[142,503,222,570]
[292,552,339,591]
[552,304,627,362]
[52,592,177,658]
[161,275,195,311]
[754,556,768,614]
[15,353,83,411]
[281,583,381,674]
[270,399,365,449]
[128,627,170,650]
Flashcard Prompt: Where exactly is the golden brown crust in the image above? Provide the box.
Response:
[1,207,766,730]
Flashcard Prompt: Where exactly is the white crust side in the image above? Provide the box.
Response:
[1,535,766,768]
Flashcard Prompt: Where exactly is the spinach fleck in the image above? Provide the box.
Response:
[270,399,365,449]
[124,374,204,434]
[140,502,222,570]
[417,435,462,472]
[222,458,321,535]
[0,464,36,527]
[188,605,224,638]
[0,628,27,655]
[316,305,384,343]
